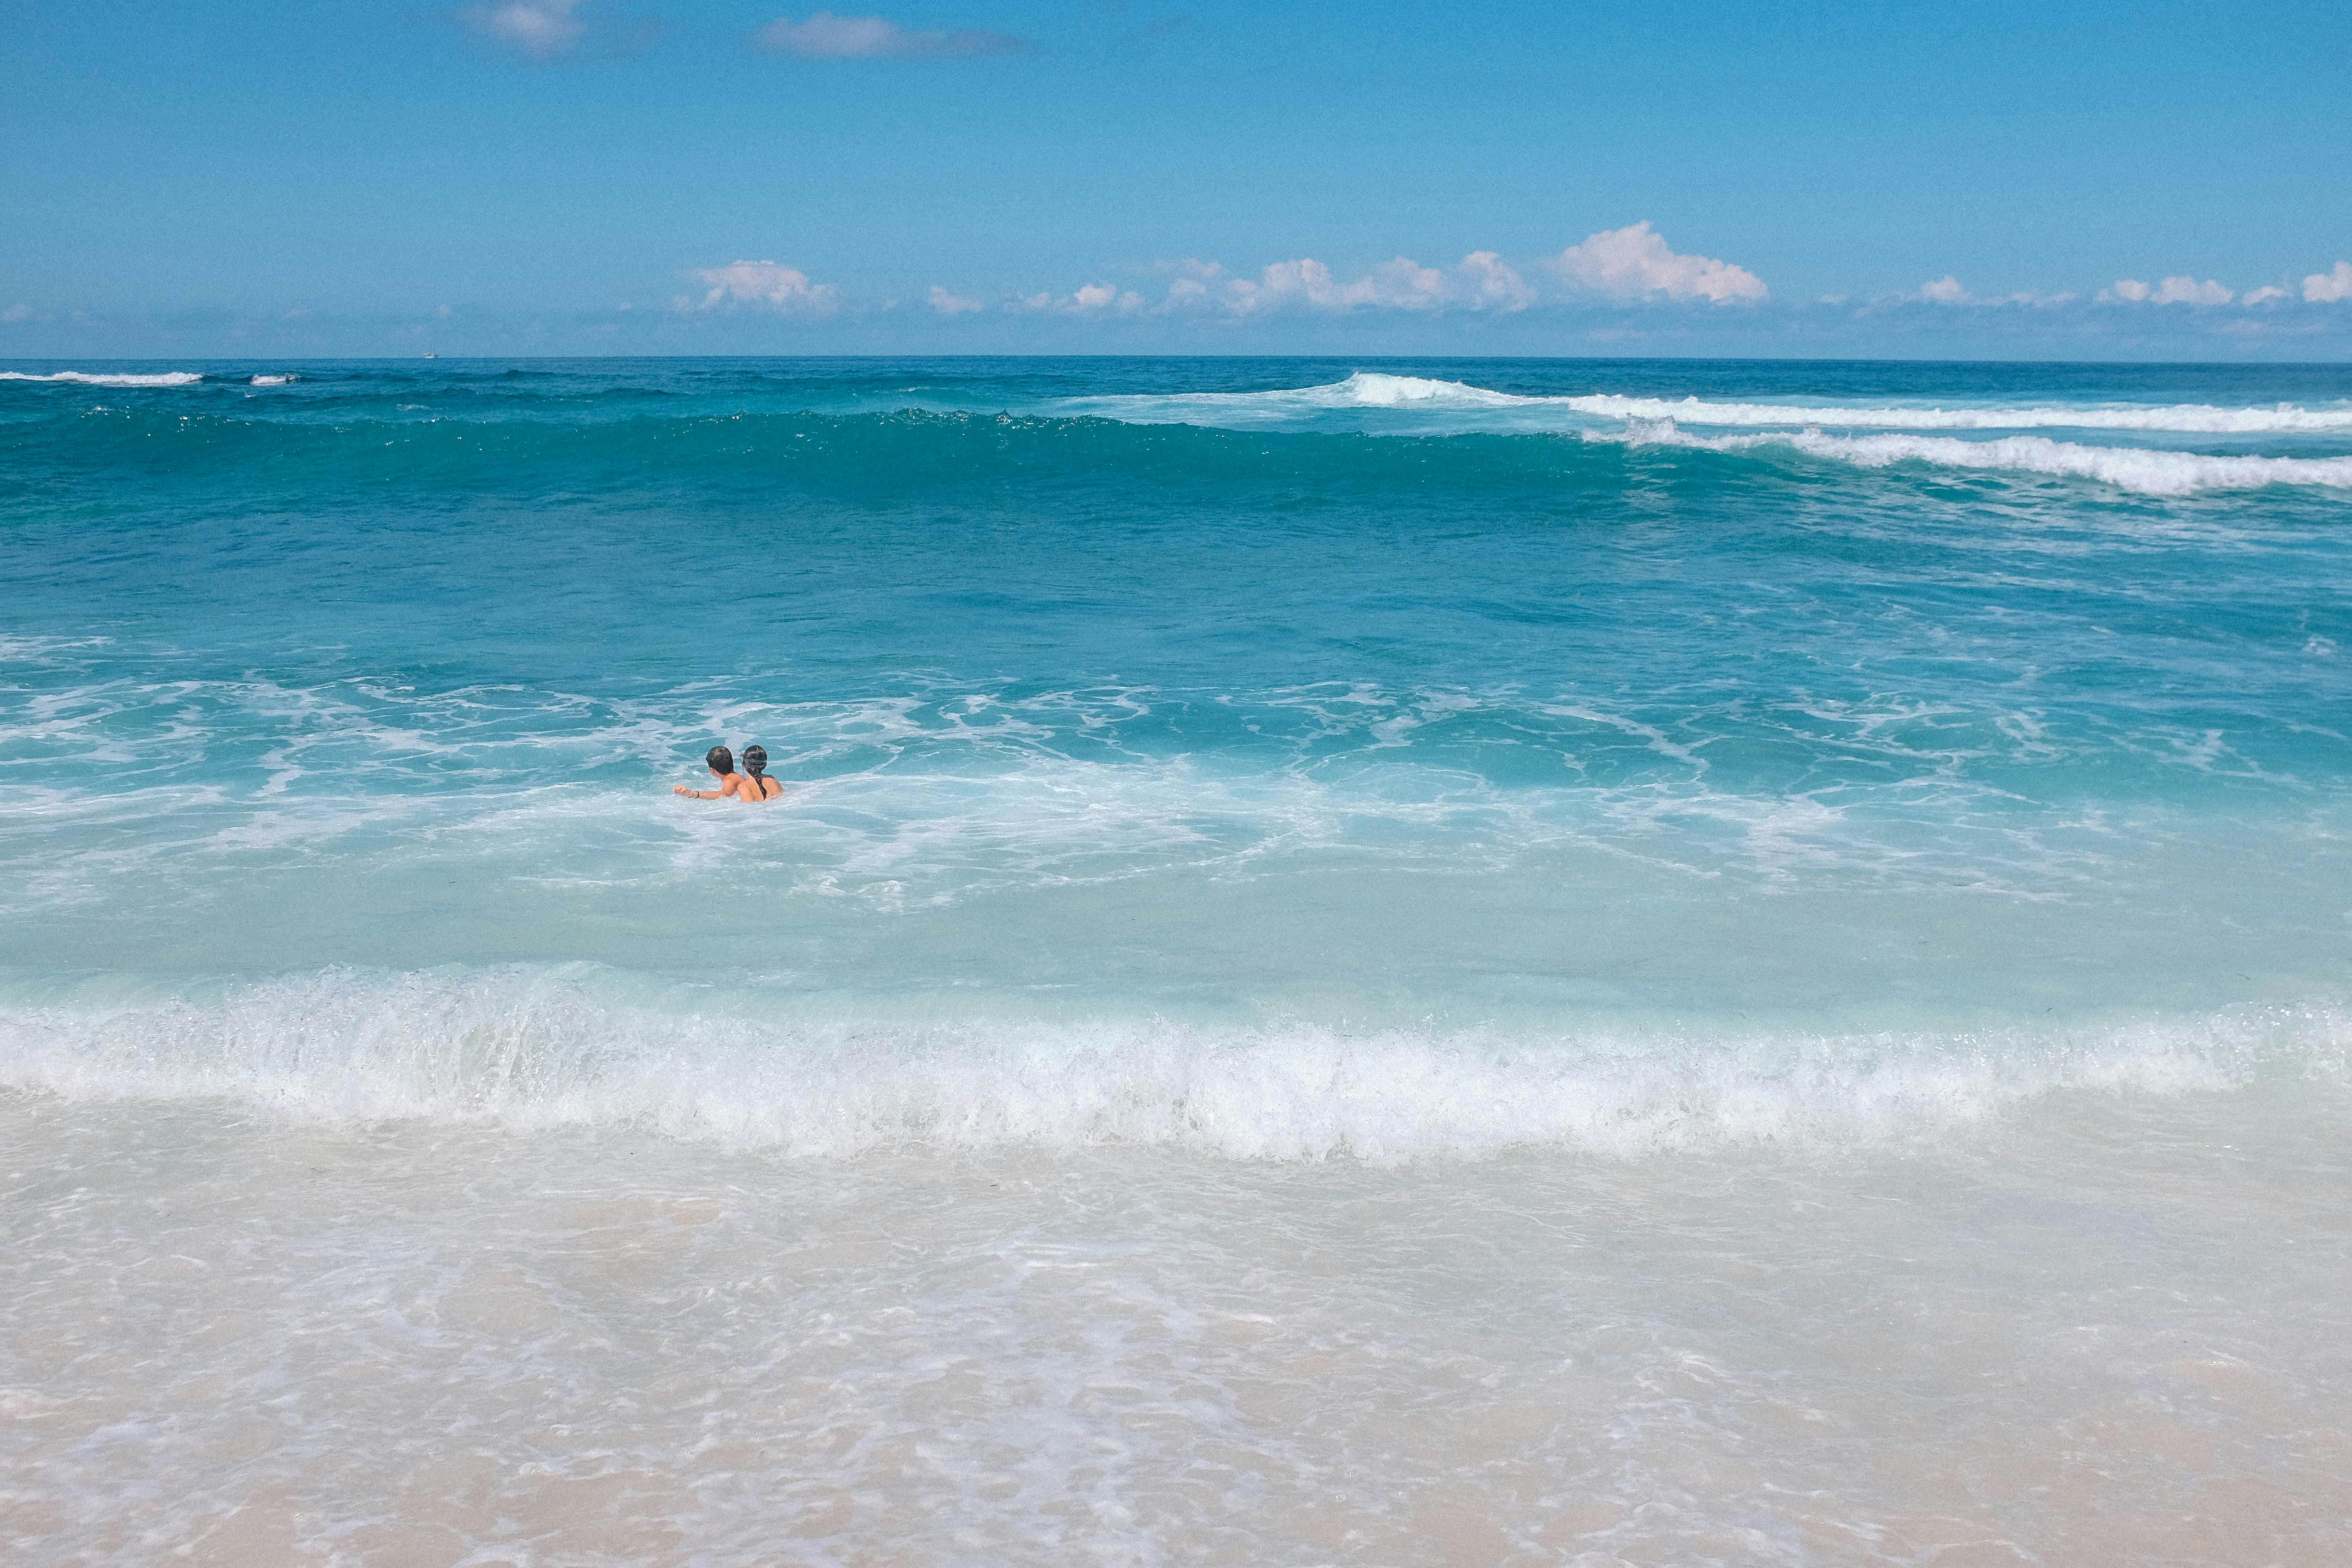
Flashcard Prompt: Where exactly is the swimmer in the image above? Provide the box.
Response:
[674,745,751,801]
[739,745,783,801]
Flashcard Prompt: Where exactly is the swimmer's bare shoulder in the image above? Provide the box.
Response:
[737,746,783,802]
[674,745,748,801]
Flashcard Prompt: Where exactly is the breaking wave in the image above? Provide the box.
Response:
[1062,372,1535,422]
[9,376,2350,502]
[1072,372,2352,437]
[2,968,2340,1162]
[1611,416,2352,497]
[1564,392,2352,434]
[0,370,203,388]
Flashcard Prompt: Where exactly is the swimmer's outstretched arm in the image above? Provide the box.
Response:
[673,775,743,801]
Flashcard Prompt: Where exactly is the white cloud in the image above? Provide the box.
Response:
[1159,251,1533,316]
[1011,282,1143,315]
[1546,222,1767,303]
[1073,283,1136,314]
[2241,285,2290,306]
[927,285,984,315]
[1244,257,1441,313]
[1,303,32,323]
[1907,277,2074,308]
[2307,261,2352,303]
[752,12,1029,57]
[2105,275,2233,305]
[2156,276,2232,305]
[459,0,585,56]
[1455,250,1536,311]
[689,260,843,316]
[966,236,1764,322]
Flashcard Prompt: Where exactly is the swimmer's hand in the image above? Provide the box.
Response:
[673,784,704,798]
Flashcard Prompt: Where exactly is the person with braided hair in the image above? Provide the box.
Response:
[738,745,782,801]
[673,744,784,802]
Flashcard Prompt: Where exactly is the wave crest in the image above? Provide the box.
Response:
[3,969,2338,1162]
[1063,372,1533,422]
[0,370,203,388]
[1069,375,2352,437]
[1566,392,2352,434]
[1614,417,2352,497]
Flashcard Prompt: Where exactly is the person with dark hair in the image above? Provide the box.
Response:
[673,744,784,803]
[674,745,749,801]
[738,744,783,801]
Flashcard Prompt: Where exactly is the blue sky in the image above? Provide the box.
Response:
[4,0,2348,358]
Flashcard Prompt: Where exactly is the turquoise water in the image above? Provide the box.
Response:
[9,359,2352,1565]
[2,356,2350,1145]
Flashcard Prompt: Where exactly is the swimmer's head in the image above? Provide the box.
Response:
[741,745,768,777]
[705,745,735,775]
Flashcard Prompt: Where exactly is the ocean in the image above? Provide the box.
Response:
[4,356,2350,1564]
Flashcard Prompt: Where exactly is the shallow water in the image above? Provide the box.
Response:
[4,355,2350,1562]
[8,1082,2349,1566]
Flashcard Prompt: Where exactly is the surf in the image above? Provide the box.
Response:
[0,369,203,387]
[1067,369,2352,435]
[6,966,2338,1161]
[1607,415,2352,495]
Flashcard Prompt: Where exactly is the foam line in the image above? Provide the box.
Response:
[1070,374,2352,436]
[0,370,203,388]
[1614,417,2352,497]
[1564,392,2352,434]
[3,969,2337,1162]
[1062,373,1534,421]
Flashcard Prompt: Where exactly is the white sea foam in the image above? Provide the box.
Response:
[1613,416,2352,497]
[249,374,298,386]
[10,1072,2352,1568]
[1071,372,2352,438]
[1565,392,2352,433]
[1065,372,1536,423]
[1314,372,1532,407]
[3,969,2337,1162]
[0,370,202,387]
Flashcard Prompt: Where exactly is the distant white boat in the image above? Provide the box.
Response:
[423,352,438,359]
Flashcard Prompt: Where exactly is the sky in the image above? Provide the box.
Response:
[3,0,2349,360]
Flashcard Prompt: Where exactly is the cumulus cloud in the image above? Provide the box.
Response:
[1907,276,2074,308]
[928,229,1754,322]
[2307,261,2352,303]
[1159,252,1533,316]
[1454,250,1537,311]
[459,0,586,56]
[688,261,842,316]
[2157,276,2233,305]
[1011,282,1144,315]
[1546,222,1767,303]
[752,12,1030,57]
[2241,285,2290,306]
[927,285,984,315]
[1237,257,1442,314]
[2104,276,2233,305]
